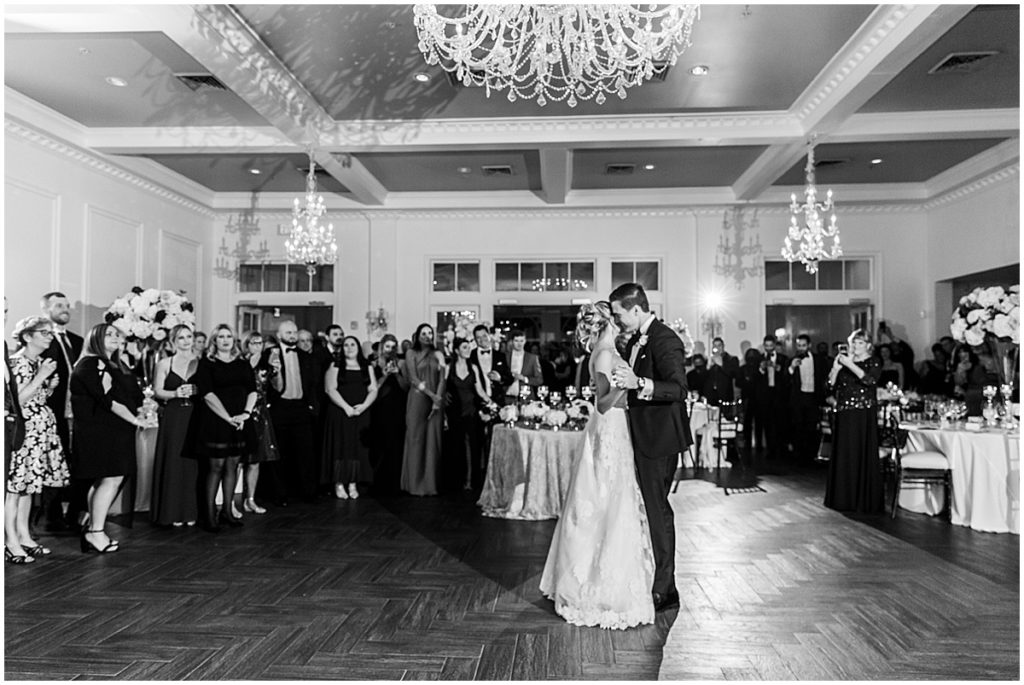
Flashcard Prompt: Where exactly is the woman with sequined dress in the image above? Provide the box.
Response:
[824,329,884,514]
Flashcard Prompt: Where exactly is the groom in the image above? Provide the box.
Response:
[610,283,691,611]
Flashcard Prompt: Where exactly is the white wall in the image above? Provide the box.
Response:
[4,127,215,338]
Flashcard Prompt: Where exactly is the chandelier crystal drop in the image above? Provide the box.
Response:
[287,149,338,277]
[413,4,700,108]
[781,146,841,274]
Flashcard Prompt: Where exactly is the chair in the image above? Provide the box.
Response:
[816,406,834,462]
[887,415,951,519]
[712,400,742,470]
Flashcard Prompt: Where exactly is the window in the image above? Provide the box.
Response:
[494,261,595,291]
[432,262,480,292]
[611,260,660,291]
[763,259,872,291]
[237,263,334,292]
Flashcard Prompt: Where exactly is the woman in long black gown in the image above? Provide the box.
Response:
[443,338,496,493]
[323,336,377,499]
[150,324,199,526]
[824,329,884,514]
[369,334,407,494]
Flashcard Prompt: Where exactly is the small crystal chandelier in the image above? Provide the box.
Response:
[413,4,700,108]
[782,145,841,274]
[287,148,337,277]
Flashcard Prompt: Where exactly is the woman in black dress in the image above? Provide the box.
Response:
[323,336,377,499]
[70,323,146,553]
[150,324,199,526]
[368,334,408,494]
[193,324,257,532]
[824,329,884,514]
[240,331,279,514]
[443,338,496,493]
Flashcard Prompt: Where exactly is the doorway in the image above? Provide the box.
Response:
[493,304,580,348]
[236,305,333,339]
[765,304,874,354]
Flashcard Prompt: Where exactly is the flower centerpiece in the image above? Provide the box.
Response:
[565,398,594,430]
[951,285,1020,385]
[498,404,518,426]
[543,408,568,430]
[366,305,390,338]
[519,400,548,428]
[104,287,196,384]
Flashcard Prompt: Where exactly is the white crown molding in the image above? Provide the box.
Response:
[4,86,88,147]
[924,138,1020,198]
[5,116,215,218]
[923,164,1020,210]
[85,126,296,155]
[832,109,1021,143]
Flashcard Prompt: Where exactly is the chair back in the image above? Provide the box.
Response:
[717,399,741,439]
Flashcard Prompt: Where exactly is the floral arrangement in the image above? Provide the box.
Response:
[950,285,1020,346]
[105,287,195,343]
[498,404,518,424]
[543,408,568,428]
[669,318,695,354]
[520,400,548,420]
[366,306,390,334]
[565,399,594,421]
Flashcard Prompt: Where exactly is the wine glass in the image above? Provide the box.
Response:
[581,385,593,401]
[519,384,531,402]
[537,385,549,402]
[550,390,562,407]
[565,385,577,401]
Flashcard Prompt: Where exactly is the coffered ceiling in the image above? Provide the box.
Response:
[4,4,1020,210]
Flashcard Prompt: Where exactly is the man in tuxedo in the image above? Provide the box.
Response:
[610,283,691,612]
[753,334,790,460]
[504,330,544,404]
[4,298,25,482]
[39,291,83,530]
[263,320,320,504]
[685,354,708,396]
[787,334,829,462]
[705,336,739,406]
[470,325,511,405]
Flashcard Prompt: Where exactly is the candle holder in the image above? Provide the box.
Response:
[983,385,999,427]
[581,385,593,402]
[549,391,562,408]
[1000,383,1016,428]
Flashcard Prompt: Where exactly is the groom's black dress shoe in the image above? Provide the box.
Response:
[653,589,681,612]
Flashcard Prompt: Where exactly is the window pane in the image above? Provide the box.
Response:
[764,261,789,290]
[285,264,306,292]
[635,261,659,291]
[817,260,843,290]
[239,264,262,292]
[521,262,544,291]
[310,265,334,292]
[791,263,817,290]
[571,262,594,291]
[611,261,633,289]
[495,263,519,291]
[456,263,479,292]
[263,265,286,292]
[433,263,455,292]
[844,259,871,290]
[546,262,569,291]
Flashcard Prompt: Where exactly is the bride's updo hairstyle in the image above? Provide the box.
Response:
[575,301,614,352]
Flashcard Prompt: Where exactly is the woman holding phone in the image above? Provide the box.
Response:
[824,330,884,514]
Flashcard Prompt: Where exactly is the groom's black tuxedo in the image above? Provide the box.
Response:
[624,315,691,601]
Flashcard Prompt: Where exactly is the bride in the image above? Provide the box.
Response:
[539,301,655,629]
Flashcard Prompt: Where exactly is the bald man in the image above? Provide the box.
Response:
[261,320,321,505]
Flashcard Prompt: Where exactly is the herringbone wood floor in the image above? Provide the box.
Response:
[4,461,1019,680]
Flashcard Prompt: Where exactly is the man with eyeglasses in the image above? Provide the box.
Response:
[38,292,84,531]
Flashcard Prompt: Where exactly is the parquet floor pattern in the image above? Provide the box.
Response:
[4,465,1019,680]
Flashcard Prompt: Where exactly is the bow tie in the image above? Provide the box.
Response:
[479,350,491,355]
[282,346,297,353]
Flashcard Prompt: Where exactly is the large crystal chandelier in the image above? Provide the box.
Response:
[287,148,337,277]
[781,145,841,274]
[413,4,700,108]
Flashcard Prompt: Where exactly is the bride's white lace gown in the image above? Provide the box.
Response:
[539,404,655,629]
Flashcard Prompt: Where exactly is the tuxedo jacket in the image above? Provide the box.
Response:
[264,346,320,417]
[469,348,511,403]
[506,350,544,389]
[624,317,692,459]
[788,352,830,405]
[754,350,790,398]
[41,329,83,421]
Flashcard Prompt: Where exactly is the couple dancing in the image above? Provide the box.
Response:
[540,283,691,629]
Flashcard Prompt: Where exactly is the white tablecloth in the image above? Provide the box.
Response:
[900,426,1020,534]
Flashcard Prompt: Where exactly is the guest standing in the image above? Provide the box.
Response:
[192,324,256,532]
[877,344,904,389]
[6,317,70,562]
[369,334,408,494]
[752,335,789,459]
[4,299,26,496]
[323,336,377,499]
[737,348,766,455]
[504,330,544,404]
[240,332,278,514]
[150,325,199,526]
[70,323,145,553]
[916,344,954,397]
[444,338,495,492]
[824,330,884,514]
[401,323,446,496]
[787,334,829,463]
[953,342,1001,415]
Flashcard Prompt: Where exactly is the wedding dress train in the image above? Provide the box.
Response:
[539,406,655,629]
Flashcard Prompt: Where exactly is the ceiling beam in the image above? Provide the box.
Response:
[732,4,976,201]
[539,148,573,204]
[145,5,387,205]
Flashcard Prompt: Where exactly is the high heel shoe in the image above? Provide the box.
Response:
[243,498,266,514]
[5,545,35,564]
[335,483,348,500]
[347,483,359,500]
[22,544,52,557]
[80,530,118,554]
[218,512,244,528]
[230,501,244,519]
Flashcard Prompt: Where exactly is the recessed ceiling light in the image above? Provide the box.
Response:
[689,65,710,76]
[643,163,656,171]
[457,166,472,174]
[249,168,261,175]
[413,73,430,83]
[870,158,883,165]
[105,76,128,87]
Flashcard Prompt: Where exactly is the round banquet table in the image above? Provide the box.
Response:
[477,424,583,520]
[898,424,1019,534]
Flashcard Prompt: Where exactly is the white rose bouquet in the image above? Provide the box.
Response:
[950,285,1019,346]
[498,404,518,424]
[520,401,548,420]
[543,409,568,429]
[105,287,196,344]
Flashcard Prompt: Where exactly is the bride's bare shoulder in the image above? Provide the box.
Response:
[591,347,618,373]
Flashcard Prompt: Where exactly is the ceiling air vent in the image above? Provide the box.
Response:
[605,163,636,175]
[928,51,998,74]
[481,165,514,177]
[174,73,228,92]
[813,158,849,169]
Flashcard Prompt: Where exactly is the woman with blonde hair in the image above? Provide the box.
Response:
[540,301,655,629]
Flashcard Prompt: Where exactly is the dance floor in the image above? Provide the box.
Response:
[4,460,1019,680]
